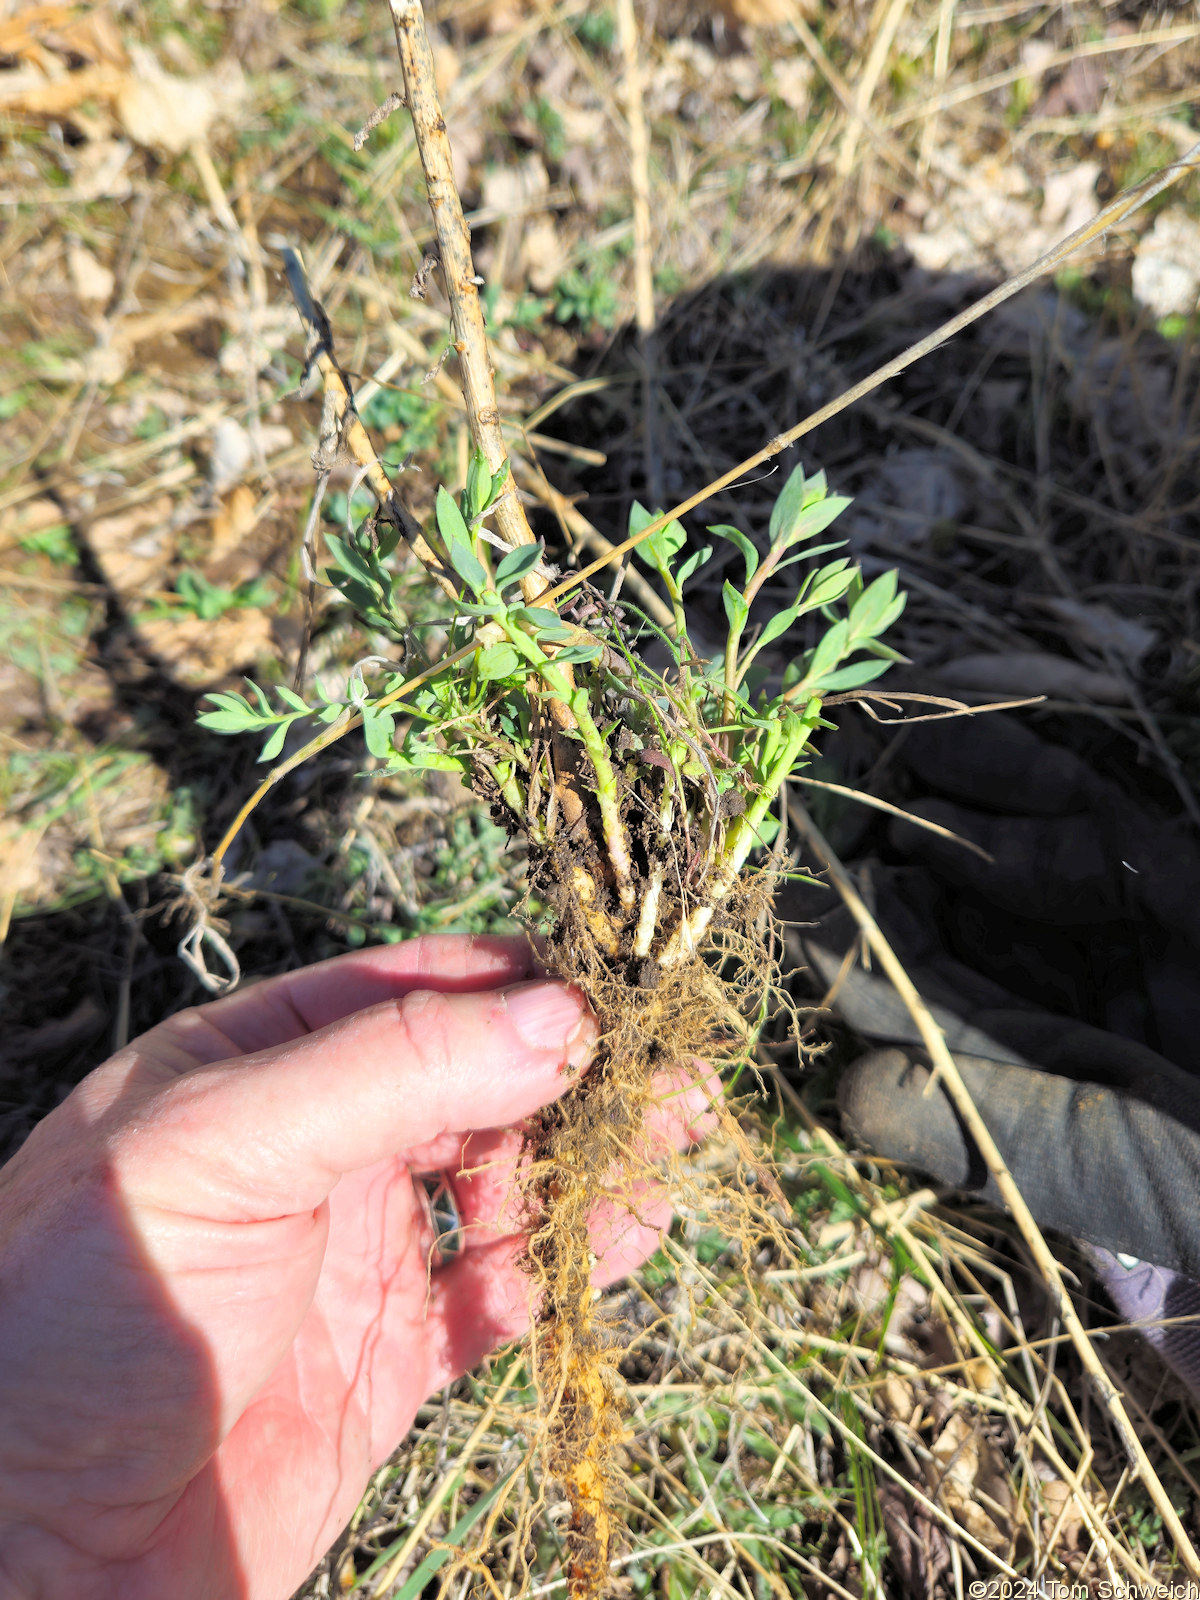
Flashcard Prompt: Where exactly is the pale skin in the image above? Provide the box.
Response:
[0,933,710,1600]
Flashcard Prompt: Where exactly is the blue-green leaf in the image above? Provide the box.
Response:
[494,542,543,589]
[514,605,561,629]
[397,747,469,772]
[202,691,254,716]
[197,708,258,734]
[554,642,601,665]
[812,657,893,692]
[324,532,379,590]
[676,544,712,589]
[803,618,848,685]
[848,570,898,640]
[464,450,492,521]
[755,603,800,652]
[258,722,289,762]
[275,685,311,713]
[774,539,848,573]
[437,486,488,596]
[783,496,853,547]
[723,580,750,633]
[768,463,808,544]
[245,679,272,715]
[708,523,759,585]
[802,560,857,609]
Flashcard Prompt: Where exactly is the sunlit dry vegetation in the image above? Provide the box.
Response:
[3,0,1200,1594]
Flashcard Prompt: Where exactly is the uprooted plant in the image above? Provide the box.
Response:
[199,445,906,1596]
[173,5,1200,1583]
[182,7,915,1595]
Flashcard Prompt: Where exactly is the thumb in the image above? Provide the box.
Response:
[119,980,597,1218]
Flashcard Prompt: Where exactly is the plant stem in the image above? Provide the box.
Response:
[387,0,538,572]
[282,247,455,598]
[660,714,817,967]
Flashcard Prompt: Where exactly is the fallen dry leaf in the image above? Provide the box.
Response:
[520,216,566,294]
[136,608,274,687]
[85,495,177,595]
[66,238,115,306]
[115,47,244,155]
[209,484,259,561]
[0,61,126,118]
[930,1411,1013,1554]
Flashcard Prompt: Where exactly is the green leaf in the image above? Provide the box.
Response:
[676,544,712,589]
[464,450,492,522]
[862,636,908,662]
[804,618,849,685]
[324,532,379,591]
[801,468,828,508]
[813,657,893,692]
[848,570,899,640]
[514,606,561,629]
[630,500,686,572]
[774,539,848,574]
[436,486,487,596]
[494,542,543,589]
[487,458,511,506]
[258,722,289,762]
[203,691,254,716]
[197,709,258,734]
[784,495,853,547]
[393,747,468,772]
[554,642,601,665]
[875,592,907,635]
[768,462,808,544]
[375,520,402,561]
[275,685,311,713]
[362,702,397,758]
[476,642,522,680]
[755,603,800,652]
[329,574,380,615]
[802,560,857,609]
[723,580,750,633]
[708,523,758,585]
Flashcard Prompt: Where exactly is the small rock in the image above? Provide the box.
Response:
[1132,210,1200,320]
[208,417,254,493]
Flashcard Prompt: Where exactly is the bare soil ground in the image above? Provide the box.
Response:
[4,0,1200,1594]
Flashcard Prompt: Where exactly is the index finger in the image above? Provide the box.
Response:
[147,933,537,1066]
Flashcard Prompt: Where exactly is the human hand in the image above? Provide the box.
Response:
[0,933,711,1600]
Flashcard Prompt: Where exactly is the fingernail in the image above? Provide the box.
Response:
[505,981,595,1066]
